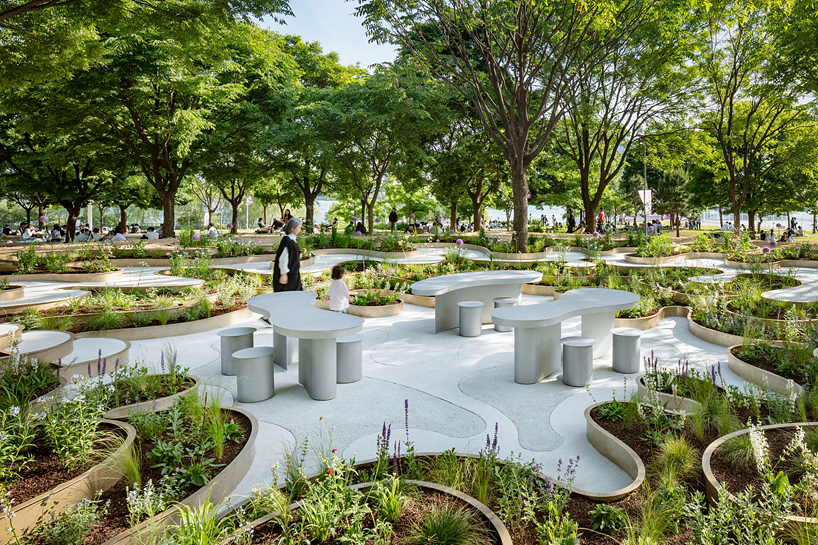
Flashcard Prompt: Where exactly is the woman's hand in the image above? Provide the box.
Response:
[280,273,288,284]
[300,248,306,255]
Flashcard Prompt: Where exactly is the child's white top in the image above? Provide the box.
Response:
[328,279,350,311]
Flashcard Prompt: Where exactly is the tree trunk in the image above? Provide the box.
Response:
[450,199,458,232]
[160,194,175,238]
[510,161,528,252]
[62,203,81,240]
[471,197,482,234]
[119,205,128,234]
[732,202,742,236]
[207,207,217,227]
[747,210,756,238]
[262,204,268,225]
[675,214,681,237]
[37,203,45,230]
[813,211,817,234]
[368,205,374,236]
[304,193,316,229]
[718,207,723,227]
[230,201,240,234]
[97,205,104,232]
[23,207,32,226]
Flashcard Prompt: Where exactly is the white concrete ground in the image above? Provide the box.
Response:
[11,247,818,505]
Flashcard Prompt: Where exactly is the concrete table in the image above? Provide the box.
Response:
[411,270,542,333]
[247,292,364,401]
[491,288,639,384]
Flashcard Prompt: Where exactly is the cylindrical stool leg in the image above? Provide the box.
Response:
[300,338,337,400]
[274,328,297,370]
[337,335,363,384]
[458,301,484,337]
[218,327,256,376]
[562,337,595,387]
[612,328,642,373]
[493,297,517,332]
[234,347,275,403]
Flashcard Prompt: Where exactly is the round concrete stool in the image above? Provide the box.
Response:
[611,327,642,374]
[336,335,363,384]
[561,336,595,387]
[493,297,517,332]
[217,327,256,376]
[233,346,275,403]
[458,301,484,337]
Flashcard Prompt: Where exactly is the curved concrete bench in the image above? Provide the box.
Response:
[247,292,364,400]
[411,270,542,333]
[491,288,639,384]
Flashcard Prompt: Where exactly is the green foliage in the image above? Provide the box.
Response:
[404,504,487,545]
[42,395,107,471]
[589,503,627,534]
[23,495,108,545]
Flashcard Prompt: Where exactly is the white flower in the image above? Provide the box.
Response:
[71,374,84,384]
[9,406,19,416]
[749,424,770,475]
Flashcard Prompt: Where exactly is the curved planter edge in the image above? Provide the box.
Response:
[726,346,803,395]
[102,374,203,419]
[702,421,818,531]
[615,305,689,330]
[0,419,136,543]
[56,340,131,381]
[581,402,645,501]
[102,406,258,545]
[0,285,25,301]
[5,269,123,282]
[312,298,404,318]
[75,307,257,341]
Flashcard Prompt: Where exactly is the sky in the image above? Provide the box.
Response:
[259,0,398,69]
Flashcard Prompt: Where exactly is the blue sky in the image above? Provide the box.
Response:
[259,0,398,68]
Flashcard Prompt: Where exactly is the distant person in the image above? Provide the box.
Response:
[327,265,353,313]
[2,225,11,238]
[355,220,367,235]
[271,217,283,232]
[92,228,104,242]
[597,208,606,233]
[566,209,576,233]
[389,207,398,233]
[109,227,126,242]
[207,223,218,239]
[144,227,159,240]
[282,209,293,225]
[49,224,63,242]
[273,217,304,292]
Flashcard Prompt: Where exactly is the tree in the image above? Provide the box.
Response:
[189,177,223,226]
[328,67,435,234]
[357,0,661,251]
[553,1,701,231]
[699,4,814,235]
[653,167,692,236]
[261,36,363,229]
[253,175,302,222]
[64,24,296,238]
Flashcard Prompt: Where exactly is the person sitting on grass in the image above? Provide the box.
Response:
[327,265,354,313]
[207,223,219,239]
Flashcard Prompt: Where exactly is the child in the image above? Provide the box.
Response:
[327,265,353,313]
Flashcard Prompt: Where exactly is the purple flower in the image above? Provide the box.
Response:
[449,230,455,235]
[776,223,782,229]
[762,247,770,254]
[771,240,778,248]
[39,215,49,223]
[355,231,362,237]
[410,214,415,219]
[592,231,600,238]
[456,239,463,247]
[375,217,381,223]
[352,216,358,222]
[192,233,201,241]
[226,223,233,229]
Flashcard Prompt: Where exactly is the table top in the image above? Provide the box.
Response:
[247,292,364,339]
[410,270,543,296]
[490,288,639,329]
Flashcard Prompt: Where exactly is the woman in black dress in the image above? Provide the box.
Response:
[273,218,304,292]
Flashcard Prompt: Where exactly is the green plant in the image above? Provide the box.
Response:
[128,408,168,440]
[588,503,627,534]
[86,308,127,331]
[404,504,487,545]
[14,244,40,274]
[167,494,230,545]
[0,348,60,410]
[367,474,410,523]
[0,405,37,482]
[652,435,699,488]
[147,439,185,474]
[24,495,108,545]
[42,395,107,471]
[535,502,580,545]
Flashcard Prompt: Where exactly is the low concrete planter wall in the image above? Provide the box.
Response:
[0,285,24,301]
[615,305,688,330]
[56,341,131,381]
[0,419,136,543]
[4,268,123,282]
[0,323,24,351]
[66,294,219,328]
[522,283,558,296]
[635,375,701,413]
[726,346,803,394]
[702,422,818,534]
[397,291,435,307]
[582,402,644,501]
[313,247,419,259]
[724,259,778,271]
[102,374,202,419]
[76,307,257,341]
[313,298,404,318]
[687,312,748,347]
[624,253,687,265]
[103,407,258,545]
